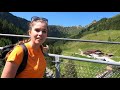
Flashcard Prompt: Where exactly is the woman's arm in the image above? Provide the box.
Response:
[1,61,19,78]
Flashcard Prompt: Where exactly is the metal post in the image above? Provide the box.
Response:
[55,56,60,78]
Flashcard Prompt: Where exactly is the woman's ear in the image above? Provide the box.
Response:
[28,30,31,36]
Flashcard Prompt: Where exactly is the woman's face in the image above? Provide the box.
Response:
[29,21,48,45]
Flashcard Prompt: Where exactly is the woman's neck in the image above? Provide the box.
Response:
[28,41,41,51]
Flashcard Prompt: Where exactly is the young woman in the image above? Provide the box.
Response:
[1,16,48,78]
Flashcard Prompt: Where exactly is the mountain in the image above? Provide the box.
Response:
[75,14,120,38]
[0,12,29,33]
[0,12,83,38]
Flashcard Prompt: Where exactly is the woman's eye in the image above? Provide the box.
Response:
[35,29,40,32]
[35,29,47,34]
[42,31,47,34]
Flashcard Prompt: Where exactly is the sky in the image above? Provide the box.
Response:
[10,12,120,27]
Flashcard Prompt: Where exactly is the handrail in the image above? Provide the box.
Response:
[48,53,120,66]
[0,47,3,50]
[0,33,120,44]
[0,33,30,38]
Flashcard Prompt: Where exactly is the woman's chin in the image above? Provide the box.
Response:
[35,41,42,45]
[35,39,44,45]
[35,41,41,44]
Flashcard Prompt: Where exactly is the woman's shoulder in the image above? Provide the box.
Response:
[7,44,24,65]
[14,45,24,52]
[8,44,27,57]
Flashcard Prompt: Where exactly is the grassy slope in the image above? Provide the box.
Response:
[62,30,120,61]
[60,30,120,78]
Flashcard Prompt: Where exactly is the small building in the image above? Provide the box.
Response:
[83,50,103,55]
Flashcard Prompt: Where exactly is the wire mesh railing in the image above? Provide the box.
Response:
[47,53,120,78]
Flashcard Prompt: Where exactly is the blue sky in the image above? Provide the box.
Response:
[10,12,120,27]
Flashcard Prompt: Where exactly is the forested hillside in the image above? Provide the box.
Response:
[0,12,28,33]
[0,17,25,46]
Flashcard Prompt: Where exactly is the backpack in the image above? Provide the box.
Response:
[0,44,28,76]
[0,44,44,76]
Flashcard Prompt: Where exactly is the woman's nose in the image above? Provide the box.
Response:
[39,31,43,35]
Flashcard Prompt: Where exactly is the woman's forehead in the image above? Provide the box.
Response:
[32,21,47,26]
[31,22,48,30]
